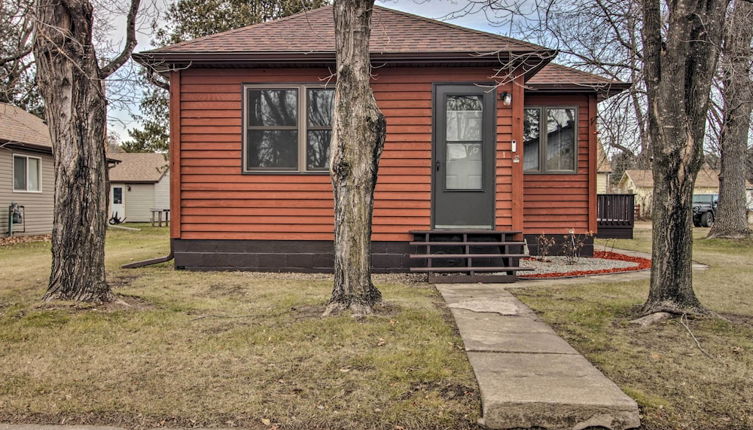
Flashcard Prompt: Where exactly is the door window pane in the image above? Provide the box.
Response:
[247,89,297,126]
[524,108,540,172]
[446,143,482,190]
[27,158,40,191]
[307,89,334,127]
[13,156,27,190]
[247,130,298,168]
[446,95,483,141]
[307,130,331,170]
[545,108,576,171]
[113,187,123,204]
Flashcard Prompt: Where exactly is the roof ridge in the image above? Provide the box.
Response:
[145,4,552,55]
[372,5,548,52]
[148,5,332,53]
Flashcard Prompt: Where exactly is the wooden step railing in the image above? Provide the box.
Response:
[596,194,635,239]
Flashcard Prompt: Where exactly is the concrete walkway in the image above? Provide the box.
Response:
[436,283,640,430]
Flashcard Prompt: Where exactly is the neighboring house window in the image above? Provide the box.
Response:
[243,85,334,173]
[13,155,41,192]
[523,106,577,173]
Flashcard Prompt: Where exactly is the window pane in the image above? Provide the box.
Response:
[247,89,297,127]
[307,130,331,170]
[308,89,334,127]
[13,157,27,190]
[27,158,40,191]
[446,143,482,190]
[446,95,483,141]
[113,187,123,204]
[247,130,298,169]
[523,108,540,171]
[545,108,576,171]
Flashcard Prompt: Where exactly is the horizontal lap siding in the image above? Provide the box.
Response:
[178,67,512,241]
[0,149,55,235]
[522,94,594,234]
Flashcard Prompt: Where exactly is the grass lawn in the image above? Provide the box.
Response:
[512,222,753,430]
[0,225,480,430]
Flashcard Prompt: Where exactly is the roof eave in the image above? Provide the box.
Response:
[133,49,557,69]
[0,140,53,154]
[525,82,632,101]
[109,179,160,184]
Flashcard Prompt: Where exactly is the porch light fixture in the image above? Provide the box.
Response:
[500,91,512,106]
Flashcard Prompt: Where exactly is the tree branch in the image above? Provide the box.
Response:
[145,67,170,90]
[0,45,32,67]
[99,0,141,78]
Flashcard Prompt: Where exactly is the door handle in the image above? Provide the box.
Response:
[435,160,441,171]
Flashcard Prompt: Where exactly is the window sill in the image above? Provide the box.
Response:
[12,189,43,193]
[524,171,579,175]
[241,170,330,176]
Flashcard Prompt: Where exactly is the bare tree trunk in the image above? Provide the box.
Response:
[709,0,753,239]
[33,0,140,302]
[324,0,385,317]
[641,0,729,315]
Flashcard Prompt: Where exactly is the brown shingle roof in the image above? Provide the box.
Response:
[527,63,631,96]
[135,7,630,95]
[139,5,550,58]
[0,103,52,151]
[108,152,168,183]
[624,168,753,189]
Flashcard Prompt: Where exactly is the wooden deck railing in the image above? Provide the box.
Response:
[596,194,635,239]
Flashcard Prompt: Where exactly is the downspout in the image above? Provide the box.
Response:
[121,241,174,268]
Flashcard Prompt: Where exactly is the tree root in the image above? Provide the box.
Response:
[706,229,751,240]
[42,289,115,304]
[639,300,708,318]
[630,301,710,327]
[629,312,673,327]
[322,301,375,318]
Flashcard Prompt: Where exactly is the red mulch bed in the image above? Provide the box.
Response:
[520,250,652,279]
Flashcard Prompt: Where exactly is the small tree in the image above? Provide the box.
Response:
[640,0,729,315]
[709,0,753,239]
[34,0,141,302]
[324,0,386,316]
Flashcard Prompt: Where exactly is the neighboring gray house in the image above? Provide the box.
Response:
[0,103,54,236]
[107,152,170,223]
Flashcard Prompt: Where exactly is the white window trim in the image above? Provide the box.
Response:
[242,83,334,174]
[12,154,43,193]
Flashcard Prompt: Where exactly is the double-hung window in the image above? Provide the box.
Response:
[523,106,577,173]
[244,84,334,173]
[13,154,41,192]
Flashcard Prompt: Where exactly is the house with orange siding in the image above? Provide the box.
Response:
[134,5,629,281]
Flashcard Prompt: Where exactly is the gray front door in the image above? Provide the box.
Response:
[433,84,495,229]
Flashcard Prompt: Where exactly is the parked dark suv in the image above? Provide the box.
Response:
[692,194,718,227]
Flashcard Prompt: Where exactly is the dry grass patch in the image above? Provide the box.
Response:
[512,226,753,430]
[0,225,480,430]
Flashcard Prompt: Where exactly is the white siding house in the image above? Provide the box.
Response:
[107,152,170,223]
[0,103,55,236]
[617,167,753,218]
